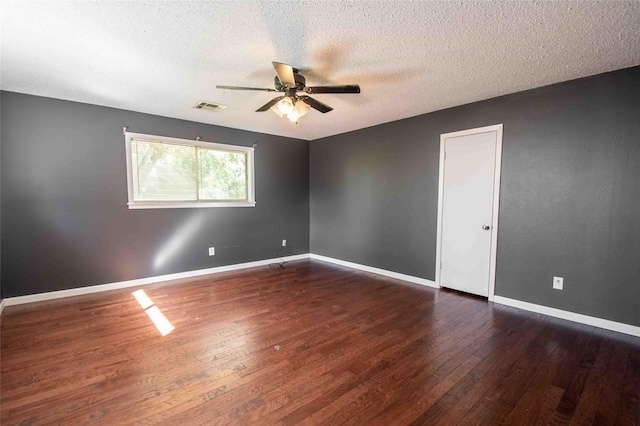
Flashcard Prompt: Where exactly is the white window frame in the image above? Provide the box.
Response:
[124,132,255,209]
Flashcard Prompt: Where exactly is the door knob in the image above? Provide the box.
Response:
[482,225,490,230]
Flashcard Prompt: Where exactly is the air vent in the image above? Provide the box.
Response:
[194,101,227,112]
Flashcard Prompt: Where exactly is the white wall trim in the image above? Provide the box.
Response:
[0,299,5,316]
[309,253,438,289]
[493,295,640,337]
[435,124,503,301]
[2,254,310,307]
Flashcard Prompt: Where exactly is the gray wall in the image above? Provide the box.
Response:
[3,67,639,328]
[310,66,640,327]
[1,92,309,297]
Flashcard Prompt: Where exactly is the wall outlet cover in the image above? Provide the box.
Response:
[208,247,215,256]
[553,276,563,290]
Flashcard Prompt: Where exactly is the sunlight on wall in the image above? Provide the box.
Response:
[132,289,175,336]
[153,212,206,270]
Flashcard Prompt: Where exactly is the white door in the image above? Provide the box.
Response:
[437,125,502,297]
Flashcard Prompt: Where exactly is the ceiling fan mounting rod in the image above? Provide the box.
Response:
[284,88,298,100]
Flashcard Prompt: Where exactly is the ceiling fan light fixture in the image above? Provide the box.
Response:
[270,104,284,117]
[287,101,311,123]
[297,101,310,117]
[287,108,300,123]
[277,96,295,115]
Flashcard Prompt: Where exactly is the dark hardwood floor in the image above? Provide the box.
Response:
[1,259,639,425]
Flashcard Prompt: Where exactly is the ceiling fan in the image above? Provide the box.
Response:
[216,62,361,123]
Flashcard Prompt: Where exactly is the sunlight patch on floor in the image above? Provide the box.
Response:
[132,289,175,336]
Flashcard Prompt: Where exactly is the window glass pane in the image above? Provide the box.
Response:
[198,148,247,201]
[131,139,197,201]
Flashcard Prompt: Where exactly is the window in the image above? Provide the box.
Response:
[124,132,255,208]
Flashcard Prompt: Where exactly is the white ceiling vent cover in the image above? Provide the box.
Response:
[194,101,227,112]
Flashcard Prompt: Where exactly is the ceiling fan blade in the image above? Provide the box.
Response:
[272,62,296,87]
[216,85,276,92]
[300,96,333,113]
[256,96,284,112]
[304,85,361,94]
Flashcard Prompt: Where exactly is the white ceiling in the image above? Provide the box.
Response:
[2,1,639,141]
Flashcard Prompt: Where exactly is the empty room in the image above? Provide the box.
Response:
[1,1,639,424]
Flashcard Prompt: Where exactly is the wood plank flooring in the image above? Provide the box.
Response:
[1,259,639,425]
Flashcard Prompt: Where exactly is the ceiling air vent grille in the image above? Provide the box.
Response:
[194,101,227,112]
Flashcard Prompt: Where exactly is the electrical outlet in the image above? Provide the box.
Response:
[282,240,287,247]
[208,247,215,256]
[553,276,563,290]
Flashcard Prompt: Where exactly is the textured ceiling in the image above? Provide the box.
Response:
[2,1,639,140]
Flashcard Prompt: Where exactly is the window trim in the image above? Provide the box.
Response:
[124,132,256,209]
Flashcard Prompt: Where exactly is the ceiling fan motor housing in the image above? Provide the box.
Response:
[274,72,306,91]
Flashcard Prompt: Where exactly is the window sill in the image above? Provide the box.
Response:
[127,201,256,209]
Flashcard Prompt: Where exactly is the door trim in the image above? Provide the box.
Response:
[435,124,504,301]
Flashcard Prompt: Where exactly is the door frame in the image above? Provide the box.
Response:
[435,124,504,301]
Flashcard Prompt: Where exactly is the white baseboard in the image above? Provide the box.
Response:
[5,255,636,339]
[493,295,640,338]
[309,253,438,289]
[2,254,311,308]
